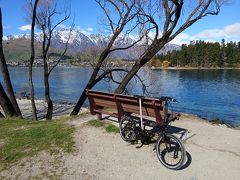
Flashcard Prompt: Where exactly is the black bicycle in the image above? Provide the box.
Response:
[119,96,186,170]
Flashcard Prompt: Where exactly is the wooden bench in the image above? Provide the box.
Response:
[86,89,165,125]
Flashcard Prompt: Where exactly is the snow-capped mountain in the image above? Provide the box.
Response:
[4,28,180,59]
[51,29,96,51]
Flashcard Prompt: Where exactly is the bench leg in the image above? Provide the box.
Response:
[96,113,102,120]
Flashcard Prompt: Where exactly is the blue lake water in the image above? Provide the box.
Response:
[1,67,240,126]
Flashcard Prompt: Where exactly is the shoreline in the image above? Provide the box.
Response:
[6,64,240,70]
[179,113,240,129]
[12,98,239,128]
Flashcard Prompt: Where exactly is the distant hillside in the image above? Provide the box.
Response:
[3,38,41,62]
[3,38,73,63]
[3,29,180,62]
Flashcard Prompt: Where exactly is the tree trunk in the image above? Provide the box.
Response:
[114,63,141,94]
[114,44,164,94]
[29,59,38,120]
[0,8,22,118]
[29,0,39,120]
[45,77,53,120]
[70,50,110,116]
[46,98,53,120]
[70,88,87,116]
[70,68,130,116]
[0,83,18,117]
[43,57,53,120]
[70,64,105,116]
[0,110,5,118]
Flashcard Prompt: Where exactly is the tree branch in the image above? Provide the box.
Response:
[168,0,221,43]
[48,26,73,75]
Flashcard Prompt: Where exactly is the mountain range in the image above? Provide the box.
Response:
[4,28,180,61]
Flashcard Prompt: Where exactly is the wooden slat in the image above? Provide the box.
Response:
[86,89,165,123]
[92,98,116,108]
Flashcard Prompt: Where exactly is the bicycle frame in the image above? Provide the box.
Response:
[119,95,186,170]
[138,97,144,130]
[163,100,169,125]
[136,96,170,129]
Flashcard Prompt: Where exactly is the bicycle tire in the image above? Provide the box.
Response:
[156,133,186,170]
[119,115,139,142]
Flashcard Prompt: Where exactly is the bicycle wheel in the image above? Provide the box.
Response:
[156,133,186,170]
[119,115,139,142]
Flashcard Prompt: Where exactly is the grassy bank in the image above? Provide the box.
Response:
[86,120,119,134]
[0,117,75,170]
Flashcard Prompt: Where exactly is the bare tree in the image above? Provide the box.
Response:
[35,0,71,120]
[29,0,39,120]
[0,8,22,118]
[71,0,145,115]
[115,0,223,93]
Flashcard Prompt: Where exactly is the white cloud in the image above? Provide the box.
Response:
[169,22,240,45]
[223,23,240,37]
[87,27,93,32]
[193,22,240,39]
[58,24,66,29]
[171,33,190,45]
[19,24,31,31]
[75,26,94,35]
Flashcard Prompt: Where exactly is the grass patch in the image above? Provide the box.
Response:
[0,117,75,169]
[87,120,119,134]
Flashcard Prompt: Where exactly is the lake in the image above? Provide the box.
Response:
[1,67,240,126]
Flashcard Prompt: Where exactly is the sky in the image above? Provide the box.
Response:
[0,0,240,45]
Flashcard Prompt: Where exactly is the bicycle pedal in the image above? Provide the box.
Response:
[136,143,144,148]
[130,140,138,145]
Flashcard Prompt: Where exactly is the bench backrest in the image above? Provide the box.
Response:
[86,90,164,124]
[86,90,116,109]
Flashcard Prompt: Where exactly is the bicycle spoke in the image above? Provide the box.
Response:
[156,134,186,169]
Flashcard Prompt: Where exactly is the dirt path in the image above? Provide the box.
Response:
[0,115,240,180]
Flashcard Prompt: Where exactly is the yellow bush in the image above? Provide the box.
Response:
[151,58,162,67]
[162,60,170,68]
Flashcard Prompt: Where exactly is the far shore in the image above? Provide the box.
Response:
[151,66,240,70]
[6,62,240,70]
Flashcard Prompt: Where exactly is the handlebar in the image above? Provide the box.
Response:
[155,96,178,102]
[134,94,178,102]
